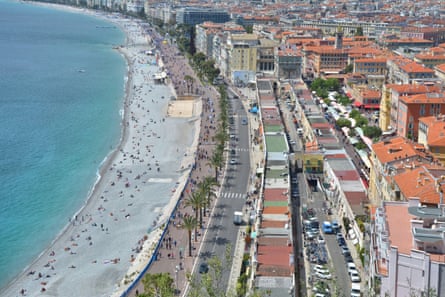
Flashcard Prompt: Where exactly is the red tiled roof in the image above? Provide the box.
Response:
[263,188,289,201]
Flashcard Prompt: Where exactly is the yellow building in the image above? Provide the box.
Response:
[227,33,259,73]
[379,85,392,132]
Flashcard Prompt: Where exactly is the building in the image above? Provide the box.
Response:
[397,92,445,140]
[368,136,431,205]
[176,7,230,26]
[385,84,441,135]
[418,115,445,165]
[371,199,445,297]
[274,47,302,80]
[386,56,435,85]
[414,47,445,69]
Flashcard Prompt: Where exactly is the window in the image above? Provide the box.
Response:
[420,104,426,116]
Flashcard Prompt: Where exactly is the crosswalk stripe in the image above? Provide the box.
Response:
[220,192,245,199]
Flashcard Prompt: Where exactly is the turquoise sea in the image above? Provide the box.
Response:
[0,0,126,288]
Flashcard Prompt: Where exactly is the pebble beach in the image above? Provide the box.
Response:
[0,6,200,297]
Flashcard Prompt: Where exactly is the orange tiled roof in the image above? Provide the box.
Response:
[393,167,441,204]
[400,92,445,104]
[372,136,420,164]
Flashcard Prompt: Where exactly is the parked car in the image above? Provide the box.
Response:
[341,245,350,255]
[199,262,209,274]
[315,270,332,280]
[347,262,357,275]
[230,159,237,165]
[317,235,325,244]
[350,270,361,283]
[345,254,354,263]
[313,265,329,274]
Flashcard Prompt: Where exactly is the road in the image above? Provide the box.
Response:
[194,89,251,292]
[278,95,352,296]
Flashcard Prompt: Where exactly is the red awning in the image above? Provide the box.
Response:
[364,104,380,109]
[354,101,363,107]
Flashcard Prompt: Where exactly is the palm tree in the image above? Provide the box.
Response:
[182,215,197,257]
[141,272,175,297]
[185,192,206,229]
[198,177,218,217]
[208,152,223,182]
[215,130,228,146]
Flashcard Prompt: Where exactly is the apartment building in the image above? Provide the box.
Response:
[418,115,445,165]
[368,137,431,204]
[274,47,302,80]
[371,199,445,297]
[175,7,230,26]
[383,84,441,134]
[414,47,445,69]
[397,92,445,140]
[387,56,435,85]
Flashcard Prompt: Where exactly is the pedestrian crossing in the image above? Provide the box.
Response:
[220,192,246,199]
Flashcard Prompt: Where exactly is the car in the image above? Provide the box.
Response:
[291,178,298,184]
[313,265,329,274]
[338,237,346,247]
[345,254,354,263]
[290,140,296,145]
[230,149,236,155]
[351,283,361,297]
[341,245,350,255]
[347,262,357,275]
[350,270,361,283]
[336,233,343,240]
[230,159,236,165]
[332,221,340,232]
[199,262,209,274]
[317,235,325,244]
[241,118,248,125]
[314,270,332,280]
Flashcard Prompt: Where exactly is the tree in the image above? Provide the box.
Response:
[141,273,175,297]
[355,116,368,127]
[182,215,197,257]
[244,24,253,34]
[208,151,224,182]
[363,125,382,139]
[198,177,218,217]
[349,109,361,119]
[336,118,352,128]
[185,191,206,229]
[187,245,233,297]
[344,64,354,73]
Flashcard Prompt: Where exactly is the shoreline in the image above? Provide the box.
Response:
[1,4,200,297]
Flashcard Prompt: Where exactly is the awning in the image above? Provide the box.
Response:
[364,104,380,109]
[354,101,363,107]
[349,137,359,145]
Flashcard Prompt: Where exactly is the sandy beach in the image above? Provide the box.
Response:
[0,6,200,297]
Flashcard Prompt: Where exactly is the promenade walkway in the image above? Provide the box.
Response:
[127,32,222,297]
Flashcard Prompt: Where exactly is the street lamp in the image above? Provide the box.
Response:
[175,266,179,295]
